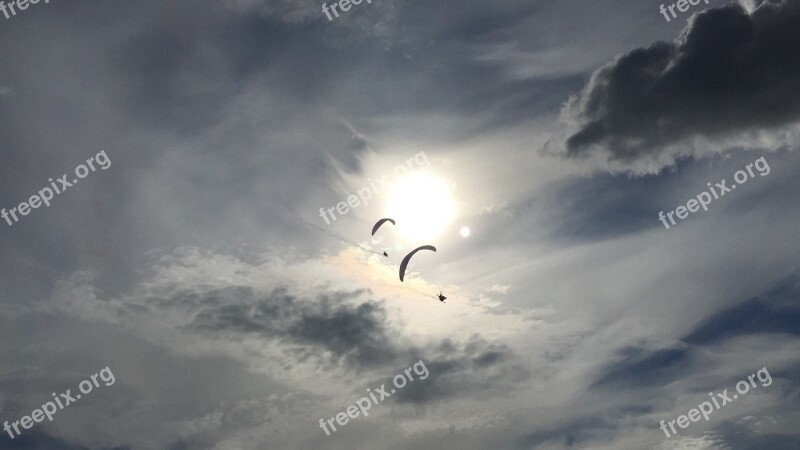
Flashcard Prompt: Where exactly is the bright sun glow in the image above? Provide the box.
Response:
[386,173,454,242]
[460,226,471,237]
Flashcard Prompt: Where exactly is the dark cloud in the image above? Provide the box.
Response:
[185,286,530,400]
[715,428,800,450]
[591,346,691,389]
[390,336,530,405]
[684,282,800,345]
[562,0,800,167]
[592,279,800,388]
[188,287,399,368]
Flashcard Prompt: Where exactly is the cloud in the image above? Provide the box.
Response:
[189,286,401,367]
[389,336,530,405]
[487,284,511,294]
[591,279,800,389]
[658,434,730,450]
[219,0,324,23]
[559,0,800,172]
[1,431,110,449]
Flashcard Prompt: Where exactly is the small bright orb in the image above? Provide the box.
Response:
[386,173,454,242]
[460,226,471,238]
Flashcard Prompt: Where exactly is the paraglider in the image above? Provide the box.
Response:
[399,245,436,282]
[371,218,396,258]
[371,218,396,236]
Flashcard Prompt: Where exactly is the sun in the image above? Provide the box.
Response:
[385,173,454,242]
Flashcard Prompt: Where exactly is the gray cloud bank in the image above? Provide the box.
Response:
[561,0,800,171]
[189,287,398,367]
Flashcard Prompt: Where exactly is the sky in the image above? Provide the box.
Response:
[1,0,799,449]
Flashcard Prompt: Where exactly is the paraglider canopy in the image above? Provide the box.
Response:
[371,218,396,236]
[399,245,437,282]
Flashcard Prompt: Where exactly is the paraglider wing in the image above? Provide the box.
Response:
[399,245,437,282]
[371,218,396,236]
